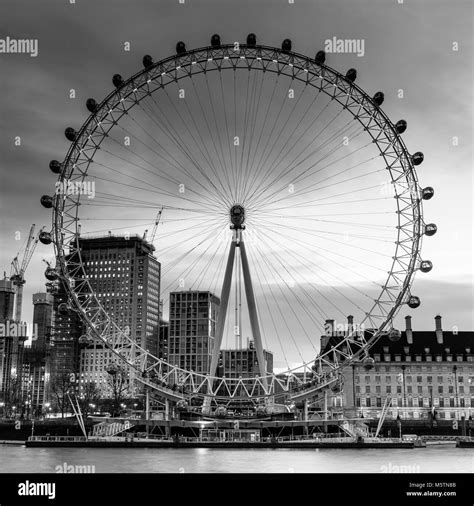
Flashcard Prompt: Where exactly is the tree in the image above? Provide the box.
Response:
[77,381,101,418]
[50,372,73,418]
[4,375,23,418]
[106,364,129,417]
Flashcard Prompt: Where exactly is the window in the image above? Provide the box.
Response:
[366,398,371,407]
[427,376,432,383]
[437,376,443,383]
[385,376,391,383]
[417,376,422,383]
[365,386,371,394]
[438,386,443,394]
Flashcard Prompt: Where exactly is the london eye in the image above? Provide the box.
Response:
[40,34,436,414]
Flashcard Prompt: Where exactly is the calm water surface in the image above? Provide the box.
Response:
[0,445,472,473]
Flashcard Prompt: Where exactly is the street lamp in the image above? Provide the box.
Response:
[396,412,402,440]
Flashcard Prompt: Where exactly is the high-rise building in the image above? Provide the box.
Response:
[50,277,82,387]
[168,291,219,374]
[77,235,161,397]
[220,340,273,380]
[158,319,169,361]
[21,293,53,416]
[0,276,15,321]
[0,277,26,406]
[219,340,273,402]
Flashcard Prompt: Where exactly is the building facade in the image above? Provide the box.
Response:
[0,277,26,408]
[320,315,474,422]
[21,292,53,416]
[50,277,82,387]
[220,340,273,380]
[77,235,161,397]
[168,290,219,375]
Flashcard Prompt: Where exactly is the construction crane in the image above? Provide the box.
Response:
[10,224,44,322]
[143,208,163,244]
[150,207,163,244]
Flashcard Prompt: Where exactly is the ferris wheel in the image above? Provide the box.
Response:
[40,34,436,410]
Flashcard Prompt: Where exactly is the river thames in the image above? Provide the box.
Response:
[0,445,472,473]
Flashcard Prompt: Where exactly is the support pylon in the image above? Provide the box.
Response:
[203,205,268,414]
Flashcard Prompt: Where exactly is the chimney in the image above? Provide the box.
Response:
[405,315,413,344]
[435,315,443,344]
[320,319,334,355]
[325,319,334,336]
[347,315,354,335]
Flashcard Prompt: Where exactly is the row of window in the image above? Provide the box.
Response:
[356,397,473,408]
[357,375,469,384]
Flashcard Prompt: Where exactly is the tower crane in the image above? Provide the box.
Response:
[10,224,44,322]
[143,208,163,244]
[150,207,163,244]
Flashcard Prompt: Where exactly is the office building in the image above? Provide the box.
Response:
[77,235,160,397]
[168,290,219,374]
[319,315,474,421]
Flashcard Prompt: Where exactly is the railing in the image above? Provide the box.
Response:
[92,420,134,437]
[29,436,88,442]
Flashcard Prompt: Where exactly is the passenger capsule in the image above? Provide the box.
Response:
[281,38,292,52]
[86,98,97,113]
[315,50,326,65]
[44,267,58,281]
[362,356,375,370]
[420,260,433,273]
[142,54,153,69]
[79,334,92,345]
[246,33,257,47]
[424,223,437,236]
[395,119,407,134]
[256,405,267,416]
[176,399,188,411]
[112,74,124,88]
[176,41,186,55]
[346,68,357,82]
[65,127,77,142]
[58,302,69,315]
[422,187,434,200]
[412,152,424,165]
[215,406,227,417]
[408,296,421,309]
[373,92,384,106]
[106,364,118,375]
[39,231,52,245]
[40,195,53,209]
[210,34,221,48]
[49,160,62,174]
[388,328,402,342]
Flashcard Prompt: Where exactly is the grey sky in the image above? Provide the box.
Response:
[0,0,473,369]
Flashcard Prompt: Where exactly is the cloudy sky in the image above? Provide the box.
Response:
[0,0,472,368]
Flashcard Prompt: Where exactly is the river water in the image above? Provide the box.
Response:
[0,445,472,473]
